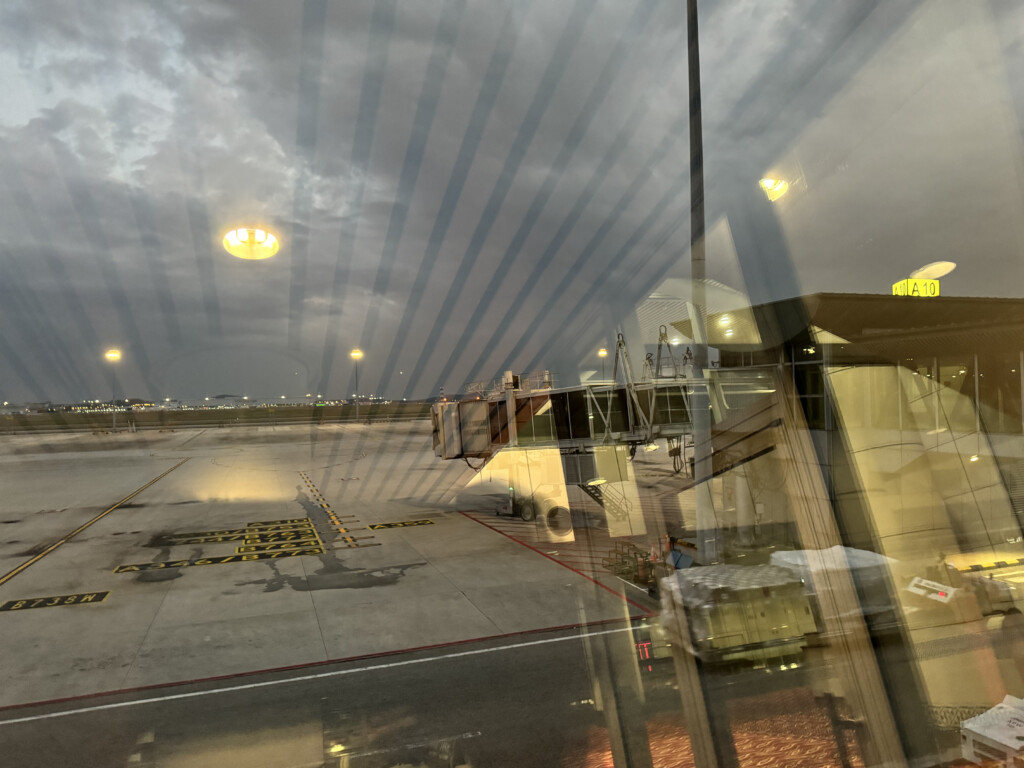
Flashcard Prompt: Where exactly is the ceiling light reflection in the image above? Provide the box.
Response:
[910,261,956,280]
[223,227,280,260]
[759,178,789,202]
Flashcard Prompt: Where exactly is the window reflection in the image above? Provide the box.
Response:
[3,0,1024,766]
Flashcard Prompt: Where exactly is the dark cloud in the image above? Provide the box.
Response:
[0,0,1022,404]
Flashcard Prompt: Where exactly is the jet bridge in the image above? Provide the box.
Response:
[432,332,709,463]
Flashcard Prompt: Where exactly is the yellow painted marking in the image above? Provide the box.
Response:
[114,548,324,572]
[161,523,313,539]
[1,591,111,611]
[236,542,320,554]
[367,519,434,530]
[247,518,308,526]
[0,458,191,588]
[243,533,319,544]
[959,558,1024,573]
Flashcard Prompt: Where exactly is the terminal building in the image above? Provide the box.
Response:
[434,290,1024,764]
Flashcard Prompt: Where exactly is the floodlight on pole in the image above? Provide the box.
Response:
[350,349,364,421]
[104,348,121,430]
[598,348,608,380]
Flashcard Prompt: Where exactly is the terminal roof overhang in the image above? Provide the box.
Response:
[671,293,1024,362]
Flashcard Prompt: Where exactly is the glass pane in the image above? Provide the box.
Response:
[3,1,1024,766]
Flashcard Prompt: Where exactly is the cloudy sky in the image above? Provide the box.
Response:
[0,0,1022,403]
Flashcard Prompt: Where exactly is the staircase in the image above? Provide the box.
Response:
[579,481,633,522]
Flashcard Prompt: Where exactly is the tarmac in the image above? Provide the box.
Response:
[0,421,643,709]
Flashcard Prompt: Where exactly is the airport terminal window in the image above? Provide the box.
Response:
[3,1,1024,767]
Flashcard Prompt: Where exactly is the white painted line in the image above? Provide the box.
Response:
[0,626,634,726]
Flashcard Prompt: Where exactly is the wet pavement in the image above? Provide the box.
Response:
[0,422,640,708]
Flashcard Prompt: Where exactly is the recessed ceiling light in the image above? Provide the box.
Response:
[910,261,956,280]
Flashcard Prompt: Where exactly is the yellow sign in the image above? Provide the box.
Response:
[892,278,939,297]
[1,591,110,611]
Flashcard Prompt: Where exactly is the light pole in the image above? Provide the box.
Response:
[598,347,608,380]
[350,349,363,421]
[104,348,121,431]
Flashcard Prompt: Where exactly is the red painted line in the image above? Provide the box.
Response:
[543,552,604,560]
[551,559,607,566]
[459,511,654,616]
[0,615,646,714]
[536,552,603,560]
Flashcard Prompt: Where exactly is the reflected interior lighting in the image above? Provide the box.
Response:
[759,178,789,202]
[597,348,608,358]
[671,337,681,345]
[222,227,280,260]
[104,348,122,362]
[644,443,659,452]
[970,455,979,462]
[719,315,730,326]
[329,744,346,755]
[724,329,734,337]
[910,261,956,280]
[587,478,607,486]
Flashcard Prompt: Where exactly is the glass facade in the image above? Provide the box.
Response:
[2,1,1024,767]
